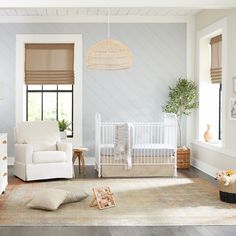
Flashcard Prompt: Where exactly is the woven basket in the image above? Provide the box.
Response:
[177,148,190,169]
[218,180,236,203]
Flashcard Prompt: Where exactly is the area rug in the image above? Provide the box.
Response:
[1,177,236,226]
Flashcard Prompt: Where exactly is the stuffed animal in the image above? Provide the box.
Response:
[215,171,226,180]
[216,171,236,186]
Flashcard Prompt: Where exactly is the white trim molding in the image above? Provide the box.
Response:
[0,0,236,8]
[186,15,196,147]
[192,140,236,159]
[15,34,83,146]
[191,157,219,178]
[0,15,190,23]
[196,17,227,145]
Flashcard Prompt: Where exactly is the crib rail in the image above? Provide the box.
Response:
[95,113,177,178]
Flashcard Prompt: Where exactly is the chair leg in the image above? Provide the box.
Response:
[78,153,81,174]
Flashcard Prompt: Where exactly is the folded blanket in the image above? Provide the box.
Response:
[114,123,133,170]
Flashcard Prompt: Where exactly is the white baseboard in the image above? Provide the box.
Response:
[9,155,218,178]
[191,157,219,178]
[84,157,95,165]
[8,156,96,166]
[8,156,14,165]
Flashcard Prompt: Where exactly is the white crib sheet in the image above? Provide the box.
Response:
[100,143,175,157]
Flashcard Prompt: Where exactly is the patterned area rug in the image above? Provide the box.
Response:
[0,177,236,226]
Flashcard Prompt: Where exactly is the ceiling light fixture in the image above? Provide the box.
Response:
[86,8,132,70]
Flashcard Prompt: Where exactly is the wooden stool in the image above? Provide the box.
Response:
[72,147,88,176]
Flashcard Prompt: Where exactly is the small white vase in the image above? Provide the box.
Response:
[60,131,67,139]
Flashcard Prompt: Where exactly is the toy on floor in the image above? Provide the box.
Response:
[89,186,115,210]
[216,170,236,186]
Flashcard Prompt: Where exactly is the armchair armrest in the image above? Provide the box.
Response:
[57,142,72,163]
[15,144,33,164]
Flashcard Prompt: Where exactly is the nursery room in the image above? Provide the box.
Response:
[0,0,236,236]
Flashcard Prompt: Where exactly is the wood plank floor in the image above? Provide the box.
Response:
[1,166,236,236]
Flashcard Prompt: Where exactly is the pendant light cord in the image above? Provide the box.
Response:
[107,7,110,40]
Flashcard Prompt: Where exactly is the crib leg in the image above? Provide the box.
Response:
[98,166,101,178]
[173,167,177,178]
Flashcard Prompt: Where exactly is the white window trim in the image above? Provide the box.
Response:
[192,139,236,159]
[15,34,83,146]
[196,17,227,147]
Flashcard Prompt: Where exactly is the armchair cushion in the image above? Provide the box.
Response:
[15,121,60,145]
[33,151,66,164]
[24,141,57,152]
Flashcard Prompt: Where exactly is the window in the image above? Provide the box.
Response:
[24,43,75,137]
[198,33,223,142]
[210,35,222,140]
[26,85,73,137]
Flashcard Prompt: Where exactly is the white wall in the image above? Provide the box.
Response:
[0,22,187,157]
[192,9,236,176]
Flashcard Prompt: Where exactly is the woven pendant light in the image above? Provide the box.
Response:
[86,9,132,70]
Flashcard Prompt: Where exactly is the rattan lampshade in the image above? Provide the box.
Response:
[86,39,132,70]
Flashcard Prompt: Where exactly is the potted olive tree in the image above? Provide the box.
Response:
[58,119,71,139]
[162,78,198,168]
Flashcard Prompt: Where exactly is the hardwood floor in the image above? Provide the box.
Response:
[0,166,235,236]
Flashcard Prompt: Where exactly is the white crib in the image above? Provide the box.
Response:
[95,113,177,178]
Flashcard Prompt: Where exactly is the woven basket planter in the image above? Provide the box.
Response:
[177,148,190,169]
[218,181,236,203]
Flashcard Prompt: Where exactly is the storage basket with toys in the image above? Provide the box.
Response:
[216,170,236,203]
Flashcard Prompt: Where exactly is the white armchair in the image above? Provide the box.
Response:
[14,121,73,181]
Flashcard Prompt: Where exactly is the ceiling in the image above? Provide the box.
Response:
[0,7,202,17]
[0,0,235,8]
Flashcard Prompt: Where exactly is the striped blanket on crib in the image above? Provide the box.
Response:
[114,123,133,170]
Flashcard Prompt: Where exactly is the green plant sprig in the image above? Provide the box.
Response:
[58,119,71,132]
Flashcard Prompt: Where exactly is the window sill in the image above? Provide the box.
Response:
[192,140,236,158]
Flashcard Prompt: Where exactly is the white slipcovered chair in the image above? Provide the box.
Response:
[14,121,73,181]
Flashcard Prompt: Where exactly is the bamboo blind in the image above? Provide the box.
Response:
[25,43,74,85]
[210,35,222,84]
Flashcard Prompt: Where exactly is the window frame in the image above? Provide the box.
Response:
[196,18,227,146]
[218,83,222,140]
[26,84,74,138]
[16,34,82,146]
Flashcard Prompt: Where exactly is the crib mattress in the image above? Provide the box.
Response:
[100,143,175,157]
[100,155,174,164]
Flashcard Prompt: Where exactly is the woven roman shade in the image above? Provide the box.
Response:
[25,43,74,85]
[210,35,222,84]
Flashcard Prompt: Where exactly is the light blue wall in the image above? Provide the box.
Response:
[0,23,186,157]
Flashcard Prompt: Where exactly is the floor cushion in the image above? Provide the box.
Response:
[27,188,89,211]
[27,188,68,211]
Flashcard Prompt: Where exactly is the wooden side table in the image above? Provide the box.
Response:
[72,147,88,176]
